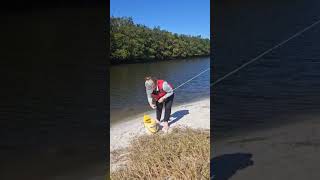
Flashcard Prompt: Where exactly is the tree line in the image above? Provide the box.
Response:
[110,16,210,63]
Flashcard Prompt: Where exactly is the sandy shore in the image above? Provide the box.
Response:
[110,98,210,152]
[213,114,320,180]
[110,98,210,172]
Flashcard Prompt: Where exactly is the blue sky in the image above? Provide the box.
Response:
[110,0,210,39]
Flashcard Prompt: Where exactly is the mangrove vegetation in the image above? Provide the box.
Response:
[110,17,210,63]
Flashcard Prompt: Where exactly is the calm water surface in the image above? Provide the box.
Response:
[111,57,210,124]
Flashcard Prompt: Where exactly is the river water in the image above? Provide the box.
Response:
[110,57,210,125]
[212,0,320,138]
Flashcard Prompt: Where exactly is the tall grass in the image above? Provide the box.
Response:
[111,127,210,179]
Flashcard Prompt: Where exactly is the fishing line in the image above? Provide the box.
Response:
[173,67,210,91]
[211,18,320,86]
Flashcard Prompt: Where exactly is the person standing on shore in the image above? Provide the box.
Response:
[145,76,174,132]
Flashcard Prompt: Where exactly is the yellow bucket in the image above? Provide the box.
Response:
[143,114,159,134]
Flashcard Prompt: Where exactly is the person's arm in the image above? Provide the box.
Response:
[146,89,153,105]
[145,85,156,109]
[162,81,173,99]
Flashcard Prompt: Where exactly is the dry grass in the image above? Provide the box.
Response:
[110,127,210,180]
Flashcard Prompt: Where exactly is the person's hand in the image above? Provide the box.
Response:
[158,97,165,103]
[150,104,156,109]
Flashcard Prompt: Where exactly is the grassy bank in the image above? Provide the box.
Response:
[110,127,210,179]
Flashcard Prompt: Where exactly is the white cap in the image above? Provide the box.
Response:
[145,79,154,94]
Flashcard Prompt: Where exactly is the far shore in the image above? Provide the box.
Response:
[110,55,210,65]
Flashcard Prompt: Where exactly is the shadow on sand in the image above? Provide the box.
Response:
[211,153,254,180]
[168,109,189,126]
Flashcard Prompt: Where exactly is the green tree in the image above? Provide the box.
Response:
[110,16,210,63]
